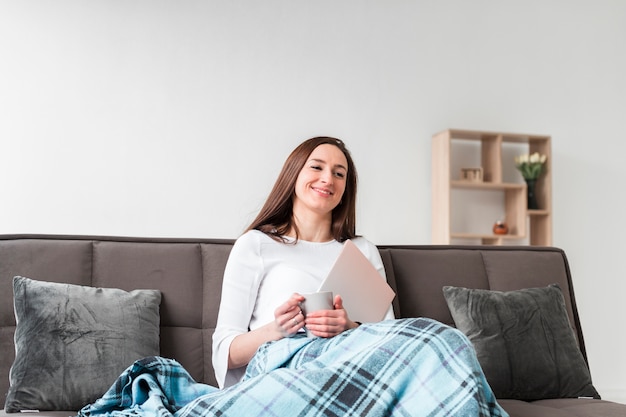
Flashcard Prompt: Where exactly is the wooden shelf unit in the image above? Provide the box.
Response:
[432,129,552,246]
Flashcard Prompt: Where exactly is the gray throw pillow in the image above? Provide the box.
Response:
[5,276,161,412]
[442,284,599,401]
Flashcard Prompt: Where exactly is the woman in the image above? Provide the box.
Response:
[80,137,507,417]
[212,136,395,388]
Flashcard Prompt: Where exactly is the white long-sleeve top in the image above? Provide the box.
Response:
[211,229,394,388]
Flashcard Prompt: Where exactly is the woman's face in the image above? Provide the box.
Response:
[293,144,348,218]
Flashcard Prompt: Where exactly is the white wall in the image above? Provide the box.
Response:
[1,0,625,403]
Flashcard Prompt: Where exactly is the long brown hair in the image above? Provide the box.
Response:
[246,136,358,242]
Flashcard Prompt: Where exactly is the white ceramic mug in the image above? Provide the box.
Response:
[300,291,333,338]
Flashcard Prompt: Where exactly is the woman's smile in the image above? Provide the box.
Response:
[311,186,333,197]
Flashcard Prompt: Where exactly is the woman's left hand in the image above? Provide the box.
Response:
[304,294,359,338]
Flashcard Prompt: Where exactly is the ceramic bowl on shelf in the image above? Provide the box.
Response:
[493,221,508,235]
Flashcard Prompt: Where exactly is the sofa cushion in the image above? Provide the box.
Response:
[442,284,599,401]
[5,276,161,412]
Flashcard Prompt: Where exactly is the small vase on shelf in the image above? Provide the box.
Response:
[493,221,508,235]
[525,179,539,210]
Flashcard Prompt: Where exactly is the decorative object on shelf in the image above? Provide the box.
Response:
[493,221,508,235]
[525,179,539,210]
[515,152,547,210]
[460,167,483,182]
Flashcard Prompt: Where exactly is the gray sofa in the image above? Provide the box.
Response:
[1,234,624,416]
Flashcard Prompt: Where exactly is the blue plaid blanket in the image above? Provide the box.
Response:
[78,318,508,416]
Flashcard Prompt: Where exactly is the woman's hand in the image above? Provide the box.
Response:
[274,293,305,337]
[228,293,305,370]
[304,294,359,338]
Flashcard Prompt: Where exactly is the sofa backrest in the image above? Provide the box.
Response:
[0,235,588,408]
[0,235,234,407]
[377,245,586,353]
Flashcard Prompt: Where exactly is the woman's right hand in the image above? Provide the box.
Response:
[274,293,305,337]
[228,292,305,369]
